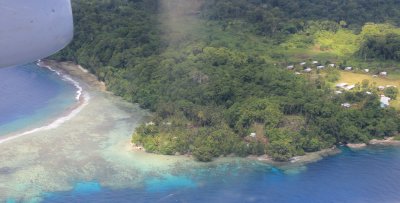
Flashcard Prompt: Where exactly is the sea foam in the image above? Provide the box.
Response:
[37,61,83,101]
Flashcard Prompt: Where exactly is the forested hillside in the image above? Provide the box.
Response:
[52,0,400,161]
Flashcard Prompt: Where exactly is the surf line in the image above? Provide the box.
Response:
[37,60,83,101]
[0,61,90,144]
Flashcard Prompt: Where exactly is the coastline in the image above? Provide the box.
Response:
[0,61,90,144]
[247,147,341,166]
[1,60,400,201]
[346,137,400,149]
[42,61,400,167]
[39,60,106,92]
[133,137,341,166]
[0,60,195,201]
[369,137,400,145]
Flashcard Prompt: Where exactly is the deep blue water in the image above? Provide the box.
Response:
[0,64,76,135]
[43,146,400,203]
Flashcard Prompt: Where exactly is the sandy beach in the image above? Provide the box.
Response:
[346,143,368,149]
[248,147,341,167]
[346,137,400,150]
[369,137,400,145]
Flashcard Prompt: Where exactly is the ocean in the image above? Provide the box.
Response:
[0,63,77,137]
[42,146,400,203]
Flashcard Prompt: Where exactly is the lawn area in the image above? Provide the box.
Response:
[337,71,400,109]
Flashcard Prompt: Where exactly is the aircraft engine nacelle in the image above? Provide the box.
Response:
[0,0,73,68]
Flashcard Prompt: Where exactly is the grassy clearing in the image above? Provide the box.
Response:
[315,29,359,57]
[337,71,400,109]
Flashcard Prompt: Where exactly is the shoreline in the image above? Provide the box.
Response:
[248,147,340,166]
[40,60,106,92]
[42,61,400,167]
[0,61,91,144]
[21,60,400,168]
[133,137,400,166]
[132,139,341,166]
[1,60,400,201]
[347,137,400,149]
[0,60,189,201]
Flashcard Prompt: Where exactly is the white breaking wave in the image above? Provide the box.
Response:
[0,93,90,144]
[0,61,91,144]
[37,62,83,101]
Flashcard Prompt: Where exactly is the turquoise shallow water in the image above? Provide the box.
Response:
[0,64,76,136]
[42,146,400,203]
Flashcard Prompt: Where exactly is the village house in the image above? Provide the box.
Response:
[300,62,306,66]
[345,85,355,91]
[145,121,155,126]
[336,83,356,91]
[341,103,351,108]
[312,61,319,64]
[304,67,312,73]
[364,69,369,73]
[344,67,352,71]
[317,65,325,69]
[329,64,335,67]
[378,86,385,91]
[336,83,348,88]
[380,95,391,108]
[287,65,294,70]
[380,72,387,76]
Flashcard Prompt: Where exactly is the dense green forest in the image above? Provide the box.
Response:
[52,0,400,161]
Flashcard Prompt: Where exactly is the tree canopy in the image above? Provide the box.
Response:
[51,0,400,161]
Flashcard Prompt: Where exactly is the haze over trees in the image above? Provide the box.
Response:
[52,0,400,161]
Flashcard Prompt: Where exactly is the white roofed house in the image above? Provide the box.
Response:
[329,64,335,67]
[380,95,391,108]
[300,62,306,66]
[378,86,385,91]
[304,67,312,73]
[344,67,352,71]
[344,84,356,91]
[317,65,325,69]
[379,72,387,77]
[364,69,369,73]
[312,61,319,64]
[145,121,155,126]
[287,65,294,70]
[336,83,348,89]
[341,103,351,108]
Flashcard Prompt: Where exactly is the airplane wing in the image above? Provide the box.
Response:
[0,0,73,68]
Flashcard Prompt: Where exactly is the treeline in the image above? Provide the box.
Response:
[52,0,400,161]
[201,0,400,36]
[52,0,162,72]
[357,24,400,61]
